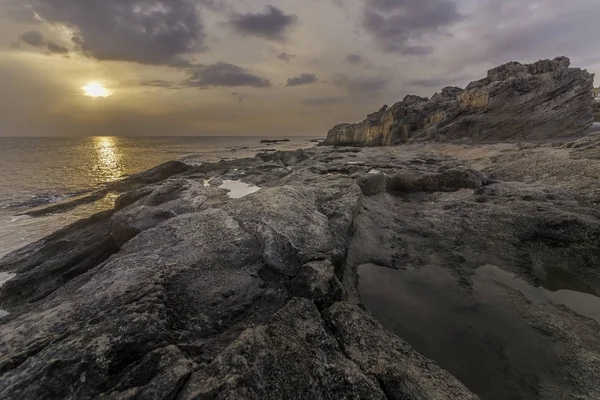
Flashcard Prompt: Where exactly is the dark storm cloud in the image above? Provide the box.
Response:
[9,0,205,65]
[228,5,298,41]
[142,79,181,88]
[362,0,462,55]
[46,43,70,54]
[142,63,271,89]
[277,52,296,62]
[20,30,44,47]
[18,30,70,55]
[346,53,363,65]
[186,62,271,88]
[333,74,390,97]
[286,73,318,86]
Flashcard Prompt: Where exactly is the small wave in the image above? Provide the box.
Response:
[5,190,91,209]
[10,215,32,223]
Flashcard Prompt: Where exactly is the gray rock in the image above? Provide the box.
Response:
[357,173,386,196]
[99,345,194,399]
[321,56,594,146]
[291,260,346,308]
[179,298,387,399]
[110,179,210,247]
[2,141,600,399]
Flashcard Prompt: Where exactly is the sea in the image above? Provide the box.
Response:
[0,136,318,258]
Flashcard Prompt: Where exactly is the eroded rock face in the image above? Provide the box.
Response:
[1,139,600,399]
[322,56,594,146]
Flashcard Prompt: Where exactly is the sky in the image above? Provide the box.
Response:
[0,0,599,137]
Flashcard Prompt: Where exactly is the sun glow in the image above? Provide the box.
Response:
[82,82,111,98]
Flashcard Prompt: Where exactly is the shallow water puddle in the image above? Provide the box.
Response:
[0,272,16,318]
[358,263,598,400]
[476,264,600,323]
[219,180,260,199]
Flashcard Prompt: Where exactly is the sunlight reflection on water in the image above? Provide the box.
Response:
[93,137,123,183]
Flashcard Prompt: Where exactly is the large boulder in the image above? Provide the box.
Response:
[321,56,594,146]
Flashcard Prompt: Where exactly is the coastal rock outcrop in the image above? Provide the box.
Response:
[322,57,594,146]
[2,137,600,399]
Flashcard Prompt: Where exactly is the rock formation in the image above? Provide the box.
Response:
[2,136,600,399]
[322,57,594,146]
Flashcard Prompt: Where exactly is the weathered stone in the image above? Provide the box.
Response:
[357,173,387,196]
[179,298,386,399]
[110,179,209,247]
[291,260,346,308]
[2,139,600,399]
[322,56,594,146]
[107,161,193,191]
[99,345,194,400]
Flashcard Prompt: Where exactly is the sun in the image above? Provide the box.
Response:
[82,82,112,98]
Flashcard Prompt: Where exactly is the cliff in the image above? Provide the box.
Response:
[322,56,594,146]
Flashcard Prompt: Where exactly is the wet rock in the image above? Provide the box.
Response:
[21,190,109,217]
[0,210,117,306]
[114,187,155,210]
[107,161,193,191]
[259,139,290,144]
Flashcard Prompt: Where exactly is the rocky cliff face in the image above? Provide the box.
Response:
[322,56,594,146]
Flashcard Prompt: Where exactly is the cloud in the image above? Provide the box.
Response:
[277,52,296,62]
[302,97,344,106]
[186,62,271,88]
[406,75,472,88]
[141,79,181,89]
[228,5,298,41]
[346,53,363,65]
[362,0,462,55]
[0,2,40,24]
[46,43,69,54]
[18,29,70,55]
[10,0,205,65]
[20,30,44,47]
[451,0,600,67]
[333,74,390,97]
[286,73,318,86]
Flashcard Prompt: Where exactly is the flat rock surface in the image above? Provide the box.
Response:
[1,136,600,399]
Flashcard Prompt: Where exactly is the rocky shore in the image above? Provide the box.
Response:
[1,55,600,399]
[1,133,600,399]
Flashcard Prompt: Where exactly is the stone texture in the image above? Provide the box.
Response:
[322,56,594,146]
[357,173,387,196]
[291,260,346,308]
[2,139,600,399]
